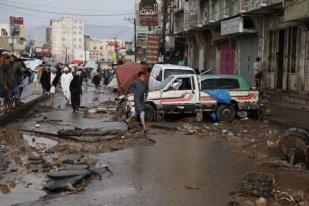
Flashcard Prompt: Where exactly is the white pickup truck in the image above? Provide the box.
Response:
[124,74,261,122]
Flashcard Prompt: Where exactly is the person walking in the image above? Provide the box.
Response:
[124,71,148,131]
[2,54,15,109]
[33,63,43,94]
[49,66,60,105]
[61,67,73,104]
[92,68,102,92]
[70,73,82,112]
[40,65,51,94]
[254,57,263,89]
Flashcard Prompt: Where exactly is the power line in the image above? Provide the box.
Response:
[0,2,134,17]
[0,0,132,13]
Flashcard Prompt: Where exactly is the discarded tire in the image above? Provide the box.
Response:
[216,104,236,122]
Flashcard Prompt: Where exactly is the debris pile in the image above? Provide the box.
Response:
[43,159,112,192]
[240,171,275,197]
[279,128,309,168]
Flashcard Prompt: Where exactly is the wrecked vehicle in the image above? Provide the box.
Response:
[120,74,261,122]
[148,64,195,90]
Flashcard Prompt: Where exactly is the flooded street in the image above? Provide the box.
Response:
[18,133,254,206]
[0,86,308,206]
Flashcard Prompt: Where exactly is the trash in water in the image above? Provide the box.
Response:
[240,171,275,197]
[255,197,267,206]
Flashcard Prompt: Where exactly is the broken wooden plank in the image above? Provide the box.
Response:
[44,174,90,191]
[47,169,91,179]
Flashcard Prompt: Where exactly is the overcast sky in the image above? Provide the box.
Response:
[0,0,135,40]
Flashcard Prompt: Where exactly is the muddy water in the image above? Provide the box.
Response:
[23,134,58,149]
[18,133,255,206]
[0,174,46,206]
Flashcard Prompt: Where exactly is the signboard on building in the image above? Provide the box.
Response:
[221,16,244,35]
[10,16,24,25]
[10,16,24,37]
[188,0,199,29]
[137,33,147,47]
[136,26,150,34]
[138,0,159,26]
[146,34,160,64]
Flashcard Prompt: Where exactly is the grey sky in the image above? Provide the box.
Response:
[0,0,135,40]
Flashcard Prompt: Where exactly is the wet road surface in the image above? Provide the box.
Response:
[18,132,254,206]
[2,86,308,206]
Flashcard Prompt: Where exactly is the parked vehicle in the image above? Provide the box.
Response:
[149,64,195,91]
[123,74,261,122]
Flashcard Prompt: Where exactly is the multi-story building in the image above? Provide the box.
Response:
[89,38,125,62]
[0,23,10,37]
[168,0,309,93]
[49,14,84,63]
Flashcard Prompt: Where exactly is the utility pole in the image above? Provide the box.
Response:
[114,37,118,62]
[124,17,137,62]
[134,18,137,62]
[161,0,168,62]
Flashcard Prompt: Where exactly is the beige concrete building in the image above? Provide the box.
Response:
[49,14,84,63]
[89,38,125,62]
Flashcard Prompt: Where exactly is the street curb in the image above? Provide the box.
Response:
[0,94,48,127]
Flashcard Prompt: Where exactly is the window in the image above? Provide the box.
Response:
[164,69,195,79]
[100,46,103,50]
[93,46,96,50]
[170,78,192,91]
[201,79,216,90]
[217,78,239,89]
[156,70,163,81]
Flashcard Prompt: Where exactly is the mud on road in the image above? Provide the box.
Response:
[0,88,308,206]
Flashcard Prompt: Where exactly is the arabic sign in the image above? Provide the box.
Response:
[138,0,159,26]
[137,33,147,47]
[188,0,199,29]
[221,17,244,35]
[136,26,150,34]
[10,16,24,25]
[146,34,160,64]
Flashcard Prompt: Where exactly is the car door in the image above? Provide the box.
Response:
[161,76,197,113]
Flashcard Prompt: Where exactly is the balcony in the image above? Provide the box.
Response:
[285,0,309,21]
[240,0,282,13]
[208,0,240,24]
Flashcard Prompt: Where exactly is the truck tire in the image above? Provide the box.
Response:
[216,104,236,122]
[144,104,156,122]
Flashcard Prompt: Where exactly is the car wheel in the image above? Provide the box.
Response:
[216,104,236,122]
[144,104,156,122]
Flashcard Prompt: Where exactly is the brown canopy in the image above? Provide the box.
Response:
[115,62,149,95]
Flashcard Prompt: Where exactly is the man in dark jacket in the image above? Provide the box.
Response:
[124,71,148,130]
[40,66,51,94]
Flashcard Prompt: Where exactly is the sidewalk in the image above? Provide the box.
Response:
[263,90,309,129]
[0,83,46,127]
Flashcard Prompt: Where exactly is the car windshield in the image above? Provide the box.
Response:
[153,76,174,91]
[164,69,194,79]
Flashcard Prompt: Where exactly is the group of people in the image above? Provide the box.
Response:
[32,62,84,112]
[0,52,31,112]
[92,67,114,91]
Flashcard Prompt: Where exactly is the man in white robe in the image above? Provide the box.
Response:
[61,67,73,104]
